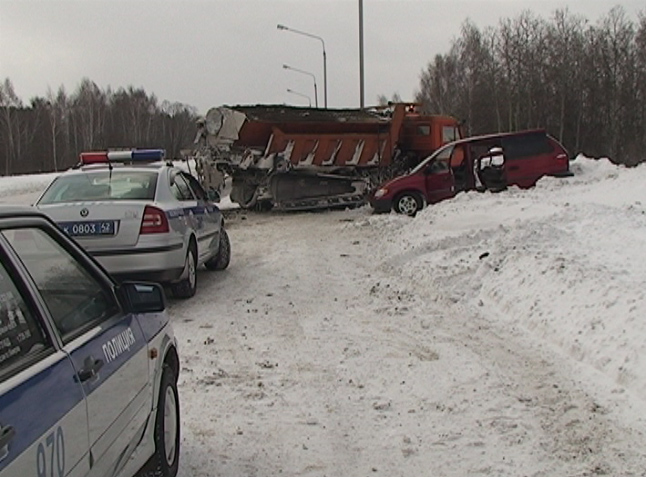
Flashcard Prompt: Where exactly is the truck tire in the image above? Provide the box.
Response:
[171,246,197,298]
[394,192,423,217]
[205,228,231,271]
[139,365,180,477]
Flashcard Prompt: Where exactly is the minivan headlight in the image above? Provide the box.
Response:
[374,188,388,198]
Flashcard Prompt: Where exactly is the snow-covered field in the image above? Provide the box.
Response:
[2,156,646,476]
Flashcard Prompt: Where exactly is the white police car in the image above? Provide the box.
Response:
[0,206,180,477]
[35,149,230,299]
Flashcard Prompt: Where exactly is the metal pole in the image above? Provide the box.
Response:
[283,64,319,108]
[359,0,365,109]
[278,24,327,108]
[323,47,327,109]
[286,89,312,107]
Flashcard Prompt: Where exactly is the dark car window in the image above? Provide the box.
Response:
[425,159,449,174]
[182,173,208,201]
[469,141,501,163]
[2,227,120,340]
[0,258,50,378]
[411,144,454,174]
[502,132,553,159]
[170,173,195,201]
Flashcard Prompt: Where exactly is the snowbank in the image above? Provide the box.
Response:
[364,156,646,400]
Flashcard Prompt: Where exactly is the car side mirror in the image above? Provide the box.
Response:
[117,281,166,313]
[207,189,221,202]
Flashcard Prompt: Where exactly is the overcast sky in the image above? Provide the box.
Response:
[1,0,643,114]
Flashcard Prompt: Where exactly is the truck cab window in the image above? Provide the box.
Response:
[443,126,459,143]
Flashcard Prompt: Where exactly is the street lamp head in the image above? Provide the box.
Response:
[277,24,287,30]
[282,64,289,70]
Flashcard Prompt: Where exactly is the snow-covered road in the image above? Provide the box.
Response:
[174,206,646,477]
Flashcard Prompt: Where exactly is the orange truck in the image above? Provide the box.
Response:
[193,103,461,210]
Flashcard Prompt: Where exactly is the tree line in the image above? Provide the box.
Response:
[414,6,646,165]
[0,78,198,176]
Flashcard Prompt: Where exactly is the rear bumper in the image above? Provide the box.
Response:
[369,197,393,214]
[111,267,184,283]
[89,241,186,283]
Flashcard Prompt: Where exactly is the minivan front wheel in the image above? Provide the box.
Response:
[394,192,423,216]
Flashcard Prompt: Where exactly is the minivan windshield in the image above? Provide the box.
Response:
[410,143,455,174]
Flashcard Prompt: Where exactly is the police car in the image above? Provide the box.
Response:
[0,206,180,477]
[35,149,230,299]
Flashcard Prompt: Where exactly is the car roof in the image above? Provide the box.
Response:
[448,129,547,148]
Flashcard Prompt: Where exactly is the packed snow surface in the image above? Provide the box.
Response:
[2,155,646,476]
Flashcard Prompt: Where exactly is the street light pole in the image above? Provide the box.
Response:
[277,24,327,108]
[286,88,312,107]
[283,64,318,108]
[359,0,365,109]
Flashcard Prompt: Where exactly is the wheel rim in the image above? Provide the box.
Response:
[187,251,196,290]
[163,386,178,466]
[398,196,418,216]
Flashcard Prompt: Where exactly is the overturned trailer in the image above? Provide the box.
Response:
[193,103,462,210]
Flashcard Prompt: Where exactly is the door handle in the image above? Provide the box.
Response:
[0,425,15,461]
[76,356,105,383]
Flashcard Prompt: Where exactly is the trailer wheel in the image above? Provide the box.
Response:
[394,192,423,217]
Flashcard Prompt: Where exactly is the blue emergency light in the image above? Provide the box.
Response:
[80,149,165,165]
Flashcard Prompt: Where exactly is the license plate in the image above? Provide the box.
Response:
[59,220,117,237]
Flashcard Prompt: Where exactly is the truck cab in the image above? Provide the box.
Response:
[400,113,463,158]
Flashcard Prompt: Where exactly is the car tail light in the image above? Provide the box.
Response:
[140,206,169,234]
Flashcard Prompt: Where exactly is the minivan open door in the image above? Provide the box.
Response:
[422,158,455,204]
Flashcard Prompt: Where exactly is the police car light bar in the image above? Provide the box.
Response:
[79,149,165,165]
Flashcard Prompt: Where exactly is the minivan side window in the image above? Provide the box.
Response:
[469,142,500,163]
[0,259,50,378]
[426,160,449,174]
[2,228,120,340]
[502,132,553,159]
[411,144,454,174]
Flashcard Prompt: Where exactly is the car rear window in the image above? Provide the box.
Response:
[38,171,158,204]
[501,132,553,159]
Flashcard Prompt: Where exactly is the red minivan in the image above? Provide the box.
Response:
[370,129,571,216]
